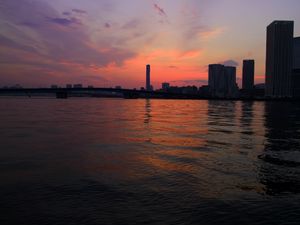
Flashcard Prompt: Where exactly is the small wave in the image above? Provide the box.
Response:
[258,152,300,167]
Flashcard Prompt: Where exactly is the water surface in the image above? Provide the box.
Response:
[0,98,300,225]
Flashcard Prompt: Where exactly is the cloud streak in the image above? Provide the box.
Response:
[153,3,167,17]
[72,9,87,14]
[48,17,82,26]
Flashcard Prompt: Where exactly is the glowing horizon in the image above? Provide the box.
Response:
[1,0,300,89]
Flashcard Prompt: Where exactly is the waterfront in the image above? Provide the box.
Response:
[0,98,300,225]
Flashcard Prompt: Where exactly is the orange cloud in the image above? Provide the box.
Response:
[179,50,202,59]
[198,27,226,40]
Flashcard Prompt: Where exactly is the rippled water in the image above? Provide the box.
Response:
[0,98,300,225]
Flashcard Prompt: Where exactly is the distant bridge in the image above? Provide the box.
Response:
[0,87,204,99]
[1,87,300,101]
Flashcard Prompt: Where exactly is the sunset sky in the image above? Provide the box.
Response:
[1,0,300,89]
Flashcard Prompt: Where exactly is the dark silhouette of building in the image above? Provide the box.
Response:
[209,64,225,98]
[292,37,300,97]
[265,21,294,98]
[146,64,151,91]
[294,37,300,68]
[199,85,210,97]
[208,64,238,98]
[242,60,255,91]
[73,84,83,88]
[225,66,238,97]
[162,82,170,91]
[51,85,58,89]
[254,83,265,98]
[182,86,198,95]
[10,84,23,89]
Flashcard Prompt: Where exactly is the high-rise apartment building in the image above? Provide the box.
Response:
[292,37,300,97]
[242,60,255,91]
[265,21,294,97]
[208,64,237,98]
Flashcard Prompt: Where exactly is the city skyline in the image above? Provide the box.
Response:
[1,0,300,89]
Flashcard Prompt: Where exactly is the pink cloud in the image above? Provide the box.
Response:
[0,0,140,88]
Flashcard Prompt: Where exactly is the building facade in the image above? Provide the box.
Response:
[292,37,300,97]
[242,60,255,91]
[265,21,294,98]
[208,64,238,98]
[294,37,300,68]
[225,66,238,97]
[209,64,225,98]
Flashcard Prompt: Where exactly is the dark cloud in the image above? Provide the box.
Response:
[72,9,87,14]
[62,11,71,16]
[48,17,82,26]
[220,60,239,67]
[153,3,169,24]
[153,3,167,17]
[104,22,111,28]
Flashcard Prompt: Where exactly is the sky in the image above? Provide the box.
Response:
[0,0,300,89]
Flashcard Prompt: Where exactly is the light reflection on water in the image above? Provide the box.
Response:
[0,98,300,225]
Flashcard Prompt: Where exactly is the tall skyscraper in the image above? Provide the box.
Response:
[242,60,255,90]
[146,64,151,91]
[225,66,238,97]
[292,37,300,97]
[209,64,225,98]
[208,64,237,98]
[265,21,294,98]
[294,37,300,68]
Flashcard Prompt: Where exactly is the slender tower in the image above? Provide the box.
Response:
[265,21,294,98]
[146,64,151,91]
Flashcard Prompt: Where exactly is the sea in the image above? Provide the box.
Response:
[0,97,300,225]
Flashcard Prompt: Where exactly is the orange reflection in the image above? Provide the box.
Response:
[150,136,206,148]
[138,154,193,173]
